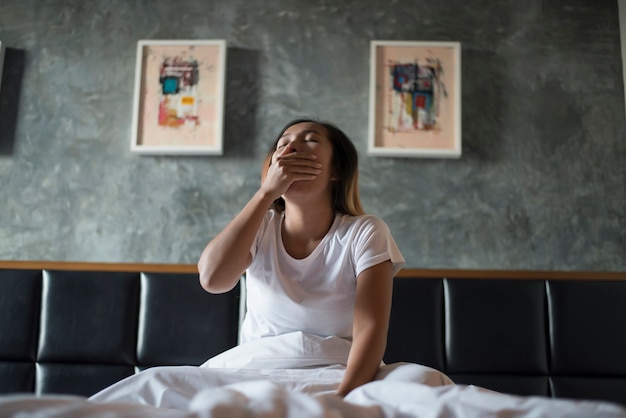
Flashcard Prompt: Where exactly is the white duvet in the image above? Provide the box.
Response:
[1,333,624,418]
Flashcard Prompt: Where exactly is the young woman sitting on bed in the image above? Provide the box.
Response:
[88,118,422,410]
[196,118,405,397]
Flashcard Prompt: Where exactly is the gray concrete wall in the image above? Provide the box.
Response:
[0,0,624,270]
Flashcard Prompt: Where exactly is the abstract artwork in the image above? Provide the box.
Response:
[131,40,226,155]
[368,41,461,158]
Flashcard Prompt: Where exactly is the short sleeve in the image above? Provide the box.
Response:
[250,210,275,261]
[352,215,405,277]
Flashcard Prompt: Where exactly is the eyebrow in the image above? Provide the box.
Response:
[279,129,323,139]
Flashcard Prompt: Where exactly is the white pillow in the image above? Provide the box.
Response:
[201,331,351,369]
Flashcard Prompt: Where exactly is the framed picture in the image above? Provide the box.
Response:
[131,40,227,155]
[368,40,461,158]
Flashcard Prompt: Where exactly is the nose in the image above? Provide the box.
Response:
[285,142,298,153]
[277,140,299,155]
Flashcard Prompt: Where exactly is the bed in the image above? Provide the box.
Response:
[0,261,625,417]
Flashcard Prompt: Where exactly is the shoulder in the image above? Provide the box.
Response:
[335,213,391,234]
[332,213,393,245]
[334,213,405,276]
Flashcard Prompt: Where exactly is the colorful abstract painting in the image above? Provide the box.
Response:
[389,59,446,132]
[131,40,226,155]
[158,56,200,127]
[368,41,461,158]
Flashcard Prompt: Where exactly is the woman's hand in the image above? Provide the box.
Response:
[261,151,322,200]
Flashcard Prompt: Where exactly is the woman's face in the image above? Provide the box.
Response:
[272,121,335,200]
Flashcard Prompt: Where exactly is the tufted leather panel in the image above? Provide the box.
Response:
[384,278,444,370]
[136,273,239,367]
[38,270,140,364]
[0,265,241,397]
[550,377,626,406]
[547,280,626,376]
[36,363,134,396]
[450,373,549,397]
[0,362,34,393]
[0,269,41,394]
[444,279,548,375]
[0,269,41,361]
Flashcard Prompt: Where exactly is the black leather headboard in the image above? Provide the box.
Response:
[0,264,240,396]
[384,273,626,407]
[1,262,625,408]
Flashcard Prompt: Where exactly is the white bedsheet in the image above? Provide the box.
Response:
[2,334,624,417]
[1,363,624,418]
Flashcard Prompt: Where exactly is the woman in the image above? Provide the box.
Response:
[197,118,405,396]
[89,119,408,409]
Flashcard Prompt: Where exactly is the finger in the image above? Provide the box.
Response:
[276,160,322,177]
[275,151,318,161]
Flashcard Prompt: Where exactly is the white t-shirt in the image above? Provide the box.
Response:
[240,210,405,344]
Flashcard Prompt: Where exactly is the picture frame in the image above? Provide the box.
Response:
[130,40,227,155]
[368,40,461,158]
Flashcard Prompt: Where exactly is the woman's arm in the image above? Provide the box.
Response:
[197,189,275,294]
[335,260,394,396]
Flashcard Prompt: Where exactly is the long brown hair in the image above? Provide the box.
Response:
[262,118,364,216]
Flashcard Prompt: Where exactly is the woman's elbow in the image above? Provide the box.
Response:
[198,261,220,293]
[198,272,214,293]
[197,262,237,294]
[199,272,228,294]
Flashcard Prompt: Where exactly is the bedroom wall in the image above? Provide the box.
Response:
[0,0,624,270]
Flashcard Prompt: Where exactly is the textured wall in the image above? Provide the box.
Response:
[0,0,624,270]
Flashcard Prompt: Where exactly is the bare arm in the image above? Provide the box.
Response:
[197,190,275,293]
[197,151,322,293]
[335,260,394,396]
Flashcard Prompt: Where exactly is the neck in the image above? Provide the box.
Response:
[282,204,335,242]
[282,198,335,247]
[279,200,336,260]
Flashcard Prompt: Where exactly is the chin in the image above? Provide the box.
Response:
[283,183,329,204]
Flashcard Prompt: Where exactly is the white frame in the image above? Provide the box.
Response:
[130,39,227,155]
[368,40,462,158]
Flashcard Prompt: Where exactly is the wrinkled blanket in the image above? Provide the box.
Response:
[1,363,624,418]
